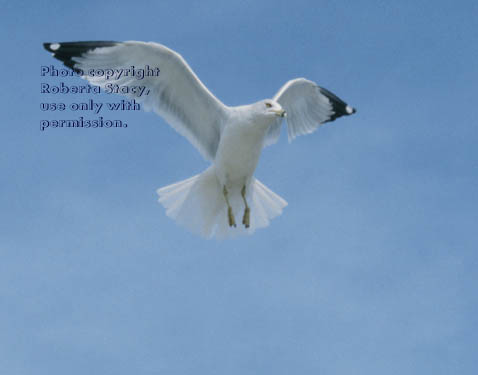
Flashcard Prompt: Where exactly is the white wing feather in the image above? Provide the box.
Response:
[46,41,229,161]
[266,78,355,145]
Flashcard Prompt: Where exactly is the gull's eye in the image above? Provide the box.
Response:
[265,102,272,108]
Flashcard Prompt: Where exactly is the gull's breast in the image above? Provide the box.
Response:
[214,120,269,187]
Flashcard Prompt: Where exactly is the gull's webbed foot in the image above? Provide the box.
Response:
[228,206,236,227]
[242,207,250,228]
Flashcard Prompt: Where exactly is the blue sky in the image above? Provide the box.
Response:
[1,0,477,374]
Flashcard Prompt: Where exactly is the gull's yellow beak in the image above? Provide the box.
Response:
[274,109,287,117]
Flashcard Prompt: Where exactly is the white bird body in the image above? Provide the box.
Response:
[215,104,272,190]
[44,40,356,239]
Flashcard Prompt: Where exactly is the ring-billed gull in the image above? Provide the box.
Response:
[44,41,356,239]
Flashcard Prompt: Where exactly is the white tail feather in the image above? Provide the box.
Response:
[157,166,287,239]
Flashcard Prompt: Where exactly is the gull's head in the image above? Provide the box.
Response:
[261,100,286,118]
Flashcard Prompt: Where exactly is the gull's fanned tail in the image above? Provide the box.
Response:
[157,166,287,239]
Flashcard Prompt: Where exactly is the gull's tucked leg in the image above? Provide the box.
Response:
[223,186,236,227]
[241,185,250,228]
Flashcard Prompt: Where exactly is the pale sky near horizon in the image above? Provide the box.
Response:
[1,1,477,374]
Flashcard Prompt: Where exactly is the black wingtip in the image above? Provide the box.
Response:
[346,105,357,115]
[42,41,119,72]
[318,86,357,122]
[43,42,61,53]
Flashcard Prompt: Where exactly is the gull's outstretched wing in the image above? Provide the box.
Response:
[265,78,356,145]
[43,41,229,161]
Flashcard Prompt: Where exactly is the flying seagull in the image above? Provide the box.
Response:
[44,41,356,239]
